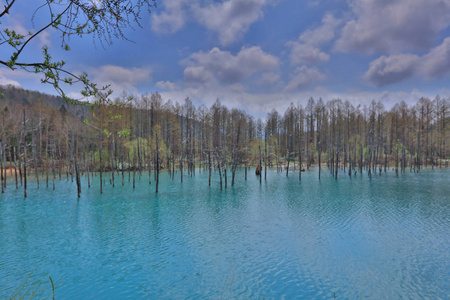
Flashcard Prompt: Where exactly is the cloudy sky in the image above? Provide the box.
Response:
[2,0,450,117]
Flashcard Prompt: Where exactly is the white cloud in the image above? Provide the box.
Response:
[0,75,21,87]
[229,83,247,93]
[4,15,29,37]
[196,0,269,46]
[288,43,330,65]
[159,84,449,120]
[151,0,188,34]
[331,88,440,109]
[38,30,52,48]
[364,37,450,86]
[66,91,85,100]
[288,14,339,65]
[0,67,41,87]
[89,65,152,93]
[157,84,288,119]
[150,0,272,45]
[299,14,341,46]
[3,13,53,49]
[335,0,450,54]
[257,72,280,85]
[184,66,215,84]
[422,37,450,79]
[285,66,326,91]
[182,46,279,86]
[364,54,420,86]
[156,80,177,91]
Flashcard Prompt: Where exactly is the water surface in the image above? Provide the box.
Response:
[0,168,449,299]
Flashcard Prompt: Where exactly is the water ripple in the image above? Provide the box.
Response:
[0,169,449,299]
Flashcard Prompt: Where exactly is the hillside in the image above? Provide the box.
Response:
[0,85,87,117]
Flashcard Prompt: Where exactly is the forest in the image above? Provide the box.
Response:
[0,85,448,196]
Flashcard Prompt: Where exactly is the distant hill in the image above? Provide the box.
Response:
[0,84,88,117]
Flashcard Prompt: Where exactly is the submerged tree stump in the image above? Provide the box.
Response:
[255,164,261,176]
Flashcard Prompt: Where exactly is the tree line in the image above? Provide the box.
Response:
[0,86,448,197]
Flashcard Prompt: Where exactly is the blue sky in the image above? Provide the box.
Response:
[2,0,450,117]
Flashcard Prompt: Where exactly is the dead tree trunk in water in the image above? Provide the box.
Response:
[317,111,322,180]
[231,149,237,187]
[395,146,399,176]
[166,146,171,179]
[215,148,222,190]
[137,135,141,177]
[180,112,184,183]
[70,119,74,182]
[121,136,125,186]
[180,139,183,183]
[23,144,27,198]
[31,115,39,188]
[99,131,103,194]
[1,112,6,191]
[359,144,363,175]
[208,149,212,186]
[384,144,387,173]
[51,143,56,191]
[148,148,152,185]
[318,142,322,180]
[75,156,81,198]
[133,149,136,189]
[264,134,267,180]
[335,130,340,180]
[23,110,27,198]
[244,144,248,180]
[224,166,227,188]
[110,137,115,187]
[156,132,159,193]
[259,145,262,185]
[13,147,18,189]
[298,128,302,181]
[286,135,290,177]
[127,151,131,182]
[0,143,4,193]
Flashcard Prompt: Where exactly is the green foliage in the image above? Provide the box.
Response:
[393,141,409,156]
[124,135,168,163]
[248,139,262,164]
[94,150,111,167]
[309,142,317,157]
[118,129,130,137]
[248,138,275,164]
[362,145,370,157]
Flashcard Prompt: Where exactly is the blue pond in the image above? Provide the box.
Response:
[0,168,449,299]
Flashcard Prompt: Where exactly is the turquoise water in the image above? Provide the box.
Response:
[0,168,449,299]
